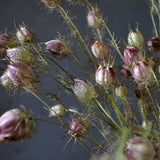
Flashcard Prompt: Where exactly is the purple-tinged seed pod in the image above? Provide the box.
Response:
[0,34,17,53]
[95,64,116,87]
[7,47,33,64]
[0,108,34,142]
[45,39,69,56]
[147,37,160,52]
[125,137,155,160]
[124,46,143,66]
[91,40,109,59]
[68,117,88,138]
[87,10,102,28]
[131,61,152,83]
[16,27,33,44]
[5,61,34,87]
[72,79,97,104]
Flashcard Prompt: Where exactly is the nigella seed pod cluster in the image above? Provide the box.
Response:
[125,137,155,160]
[45,39,69,56]
[7,47,33,64]
[147,37,160,52]
[91,40,109,59]
[95,64,116,87]
[0,108,34,142]
[72,79,97,104]
[124,46,143,66]
[16,27,34,44]
[131,60,152,83]
[68,117,88,138]
[49,104,66,117]
[128,30,145,49]
[87,10,102,28]
[0,34,17,53]
[1,62,34,87]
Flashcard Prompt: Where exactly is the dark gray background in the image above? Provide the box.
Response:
[0,0,153,160]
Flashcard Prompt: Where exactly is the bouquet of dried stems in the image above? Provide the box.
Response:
[0,0,160,159]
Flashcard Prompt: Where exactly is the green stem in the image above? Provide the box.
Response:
[96,28,103,42]
[34,117,64,127]
[47,56,74,80]
[84,0,127,65]
[56,4,96,65]
[105,90,128,127]
[95,99,121,130]
[35,61,71,92]
[72,51,94,79]
[151,11,159,37]
[145,85,159,122]
[23,87,67,128]
[36,85,107,148]
[124,97,140,125]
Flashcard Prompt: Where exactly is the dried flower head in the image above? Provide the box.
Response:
[124,46,143,66]
[115,84,128,98]
[128,30,145,49]
[0,34,17,53]
[0,108,34,142]
[72,79,97,104]
[91,40,109,59]
[49,104,66,117]
[68,117,88,138]
[121,65,132,78]
[87,10,102,28]
[45,39,69,56]
[125,137,155,160]
[41,0,58,8]
[7,47,33,64]
[95,64,116,87]
[1,62,34,88]
[131,61,152,83]
[16,26,34,44]
[147,37,160,52]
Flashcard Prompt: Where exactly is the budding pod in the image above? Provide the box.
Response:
[49,104,66,117]
[45,39,69,56]
[7,47,33,64]
[87,10,102,28]
[72,79,97,104]
[95,64,116,87]
[0,34,17,53]
[16,27,33,44]
[125,137,155,160]
[124,46,143,66]
[68,117,88,138]
[91,40,109,59]
[0,73,13,88]
[121,65,132,78]
[131,61,152,83]
[1,62,34,87]
[115,84,128,98]
[0,108,34,142]
[147,37,160,52]
[41,0,58,7]
[128,30,145,49]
